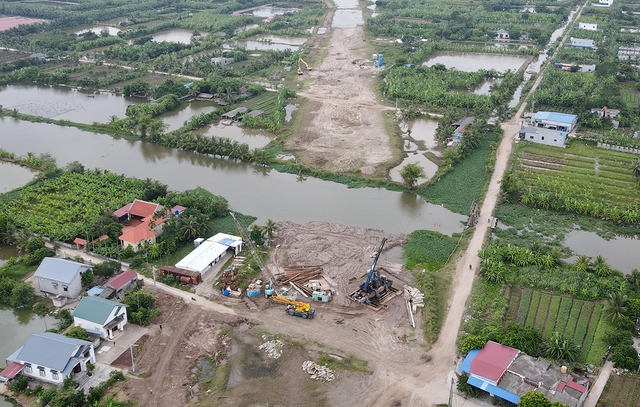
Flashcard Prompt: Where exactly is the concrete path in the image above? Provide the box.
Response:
[583,362,612,407]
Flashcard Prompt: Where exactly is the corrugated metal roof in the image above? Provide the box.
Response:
[460,349,480,374]
[533,111,577,125]
[469,341,519,383]
[34,258,90,284]
[467,376,520,404]
[9,333,91,374]
[73,296,126,325]
[0,362,24,380]
[176,240,228,273]
[106,270,138,290]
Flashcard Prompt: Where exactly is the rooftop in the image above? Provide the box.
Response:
[113,199,161,219]
[533,111,578,125]
[469,341,519,382]
[106,269,138,290]
[73,296,126,325]
[34,258,90,284]
[7,332,91,374]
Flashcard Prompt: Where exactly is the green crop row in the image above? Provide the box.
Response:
[534,293,551,331]
[555,297,573,334]
[526,291,541,327]
[582,303,602,359]
[506,289,521,323]
[518,289,533,326]
[564,299,583,338]
[545,296,562,337]
[586,311,610,365]
[574,301,594,346]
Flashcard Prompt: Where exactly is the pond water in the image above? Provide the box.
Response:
[564,230,640,275]
[153,29,203,44]
[0,306,57,406]
[332,0,364,28]
[256,35,308,46]
[156,101,217,132]
[508,83,525,108]
[0,161,36,193]
[422,51,529,73]
[235,24,260,34]
[74,25,121,36]
[194,123,272,149]
[0,119,466,235]
[0,84,144,124]
[471,78,498,96]
[0,244,20,266]
[251,7,300,18]
[284,104,298,122]
[390,118,441,184]
[224,41,300,52]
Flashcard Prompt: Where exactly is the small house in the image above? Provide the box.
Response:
[578,22,598,31]
[590,106,620,119]
[570,38,596,49]
[496,29,510,40]
[460,341,589,406]
[518,127,568,147]
[113,199,177,252]
[599,0,613,6]
[2,333,95,385]
[73,296,128,340]
[30,52,46,62]
[211,57,235,66]
[34,258,92,303]
[100,269,139,299]
[221,107,248,120]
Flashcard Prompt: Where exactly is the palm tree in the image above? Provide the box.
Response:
[605,291,628,321]
[543,332,581,363]
[593,255,612,276]
[263,219,278,243]
[178,214,209,242]
[631,158,640,181]
[574,255,591,273]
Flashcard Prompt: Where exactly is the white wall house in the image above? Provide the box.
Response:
[519,127,568,147]
[176,233,243,277]
[73,297,128,340]
[3,333,95,385]
[579,22,598,31]
[34,258,91,301]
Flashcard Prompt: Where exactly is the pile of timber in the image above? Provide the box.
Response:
[274,266,323,297]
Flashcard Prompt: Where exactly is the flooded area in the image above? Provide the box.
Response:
[332,0,363,28]
[251,7,300,18]
[0,119,467,235]
[153,29,202,44]
[564,230,640,274]
[0,84,144,124]
[284,104,298,122]
[74,25,120,36]
[389,118,441,184]
[194,123,272,149]
[228,34,307,51]
[0,161,36,193]
[423,51,529,73]
[157,101,217,132]
[235,24,259,34]
[471,78,498,96]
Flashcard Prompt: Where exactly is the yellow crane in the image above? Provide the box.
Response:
[272,296,315,319]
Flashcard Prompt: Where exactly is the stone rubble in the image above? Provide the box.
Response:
[259,339,284,359]
[302,361,335,382]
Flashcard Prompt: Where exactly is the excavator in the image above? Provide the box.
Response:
[297,57,312,75]
[272,295,315,319]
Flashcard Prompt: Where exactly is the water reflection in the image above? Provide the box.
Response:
[0,119,466,235]
[152,29,204,44]
[564,230,640,274]
[0,161,36,193]
[423,51,529,73]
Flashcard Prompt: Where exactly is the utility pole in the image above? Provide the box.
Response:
[151,266,157,290]
[130,344,139,372]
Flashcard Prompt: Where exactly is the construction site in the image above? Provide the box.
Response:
[102,221,444,407]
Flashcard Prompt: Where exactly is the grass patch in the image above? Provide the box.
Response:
[318,354,372,375]
[404,230,460,270]
[517,289,532,326]
[417,129,499,214]
[525,290,540,327]
[544,295,562,337]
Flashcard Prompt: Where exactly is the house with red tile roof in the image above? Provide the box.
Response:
[113,200,186,252]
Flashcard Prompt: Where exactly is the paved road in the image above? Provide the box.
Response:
[583,362,613,407]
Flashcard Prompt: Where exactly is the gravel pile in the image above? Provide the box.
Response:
[259,339,284,359]
[302,361,335,381]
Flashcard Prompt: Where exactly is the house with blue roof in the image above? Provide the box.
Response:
[73,296,128,340]
[532,111,578,132]
[3,332,95,385]
[34,258,92,304]
[460,341,589,407]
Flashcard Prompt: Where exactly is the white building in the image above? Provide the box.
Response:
[73,296,128,340]
[599,0,613,6]
[519,127,568,147]
[34,258,91,303]
[176,233,243,276]
[2,333,95,385]
[579,22,598,31]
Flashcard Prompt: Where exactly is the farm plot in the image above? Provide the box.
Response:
[597,374,640,407]
[511,141,640,223]
[506,288,605,363]
[239,92,279,116]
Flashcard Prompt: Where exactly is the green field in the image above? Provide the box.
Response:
[506,288,605,364]
[598,374,640,407]
[239,92,279,116]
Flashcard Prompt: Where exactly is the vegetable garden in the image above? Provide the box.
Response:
[503,141,640,225]
[505,288,607,365]
[597,375,640,407]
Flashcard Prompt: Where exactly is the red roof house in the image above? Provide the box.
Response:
[112,199,166,252]
[469,341,520,384]
[106,270,138,292]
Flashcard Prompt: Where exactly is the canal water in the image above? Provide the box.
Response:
[389,119,441,184]
[0,162,35,194]
[422,51,529,73]
[333,0,364,28]
[564,230,640,275]
[0,118,466,236]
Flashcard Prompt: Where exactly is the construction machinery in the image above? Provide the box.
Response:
[297,57,312,75]
[272,295,315,319]
[229,212,274,295]
[348,237,396,307]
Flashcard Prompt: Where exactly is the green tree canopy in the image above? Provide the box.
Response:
[65,326,90,341]
[400,163,426,189]
[519,391,550,407]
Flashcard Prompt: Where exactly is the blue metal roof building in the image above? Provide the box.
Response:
[532,111,578,132]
